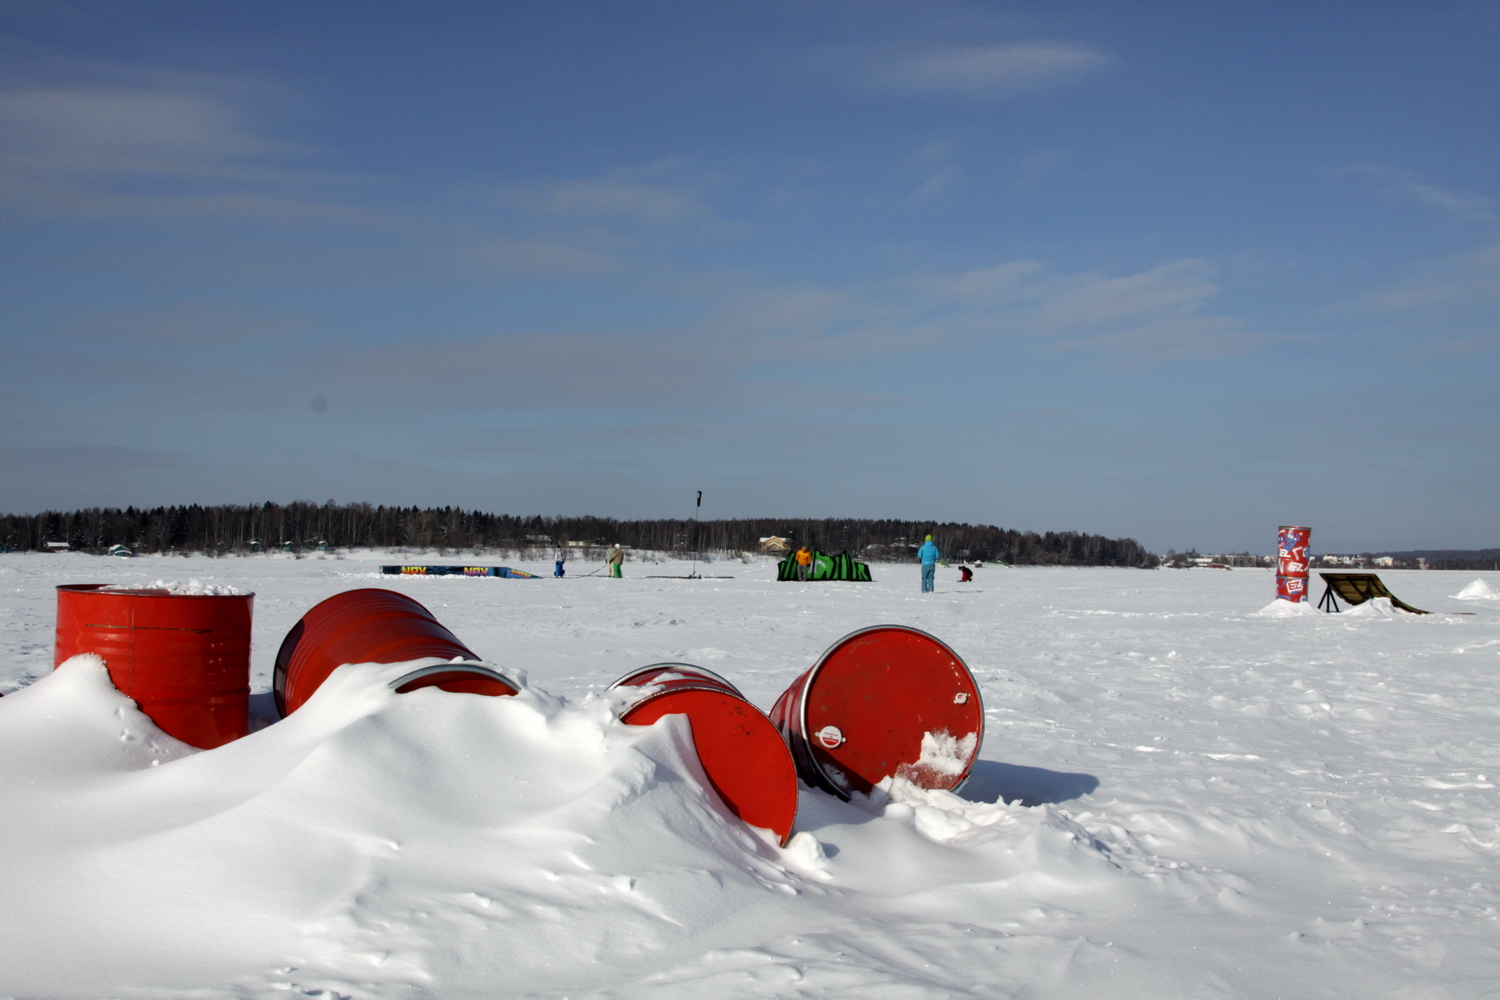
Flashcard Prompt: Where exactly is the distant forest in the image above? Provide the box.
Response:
[0,502,1158,567]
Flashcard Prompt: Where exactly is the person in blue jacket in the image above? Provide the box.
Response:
[917,534,939,593]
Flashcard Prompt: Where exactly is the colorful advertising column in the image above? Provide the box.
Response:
[1276,525,1312,602]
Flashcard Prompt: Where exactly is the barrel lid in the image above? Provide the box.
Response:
[793,625,984,798]
[390,662,521,695]
[610,662,741,694]
[57,583,254,598]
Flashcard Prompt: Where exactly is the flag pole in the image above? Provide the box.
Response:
[690,490,702,579]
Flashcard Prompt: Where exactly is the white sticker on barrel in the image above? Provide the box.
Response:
[954,692,969,704]
[814,725,846,749]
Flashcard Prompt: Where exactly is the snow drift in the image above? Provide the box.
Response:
[1455,577,1500,601]
[0,656,1106,999]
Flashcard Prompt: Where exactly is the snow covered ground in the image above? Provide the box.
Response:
[2,550,1498,999]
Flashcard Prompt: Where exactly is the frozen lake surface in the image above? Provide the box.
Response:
[1,550,1498,998]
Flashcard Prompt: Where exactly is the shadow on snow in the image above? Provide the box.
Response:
[959,760,1099,807]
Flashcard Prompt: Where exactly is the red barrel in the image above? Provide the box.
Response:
[611,664,799,846]
[274,588,519,716]
[769,625,984,799]
[55,583,253,749]
[1277,525,1312,603]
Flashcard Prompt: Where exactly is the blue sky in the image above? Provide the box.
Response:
[2,2,1496,553]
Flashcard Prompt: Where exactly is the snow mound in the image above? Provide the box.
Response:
[0,657,1109,999]
[1343,596,1406,617]
[1454,578,1500,601]
[1253,598,1318,617]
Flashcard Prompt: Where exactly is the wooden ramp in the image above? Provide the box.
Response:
[1316,572,1429,614]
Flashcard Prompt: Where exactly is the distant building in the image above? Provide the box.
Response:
[44,541,69,552]
[759,536,791,555]
[107,544,133,558]
[1374,556,1395,567]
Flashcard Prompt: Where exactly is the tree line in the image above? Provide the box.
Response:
[0,502,1159,567]
[1369,550,1500,571]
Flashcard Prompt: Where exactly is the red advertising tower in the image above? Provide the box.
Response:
[1276,526,1311,602]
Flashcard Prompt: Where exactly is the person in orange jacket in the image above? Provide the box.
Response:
[794,545,813,581]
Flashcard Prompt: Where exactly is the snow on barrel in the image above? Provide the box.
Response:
[274,588,520,716]
[610,664,799,845]
[769,625,984,799]
[54,582,253,749]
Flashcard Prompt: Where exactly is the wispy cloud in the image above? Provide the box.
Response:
[1340,164,1498,223]
[1014,148,1070,191]
[1033,260,1220,329]
[869,42,1113,98]
[919,257,1261,364]
[900,141,961,203]
[0,86,293,176]
[0,48,373,219]
[498,159,720,225]
[516,177,706,223]
[1347,241,1500,313]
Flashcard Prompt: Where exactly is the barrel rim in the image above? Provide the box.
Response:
[389,661,522,693]
[793,623,985,797]
[609,661,741,694]
[56,582,256,599]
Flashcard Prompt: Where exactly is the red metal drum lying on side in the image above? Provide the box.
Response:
[769,625,984,799]
[611,664,799,846]
[274,588,519,716]
[55,583,254,749]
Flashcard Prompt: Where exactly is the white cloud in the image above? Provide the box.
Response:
[1340,164,1497,223]
[0,87,288,175]
[910,165,960,201]
[875,42,1112,98]
[1347,241,1500,313]
[1014,148,1070,190]
[1033,260,1220,329]
[920,257,1260,363]
[922,260,1049,303]
[0,52,372,219]
[897,141,961,203]
[518,177,707,222]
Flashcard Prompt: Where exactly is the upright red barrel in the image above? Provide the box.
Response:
[55,583,253,749]
[1277,525,1312,602]
[769,625,984,799]
[275,588,519,716]
[611,664,799,846]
